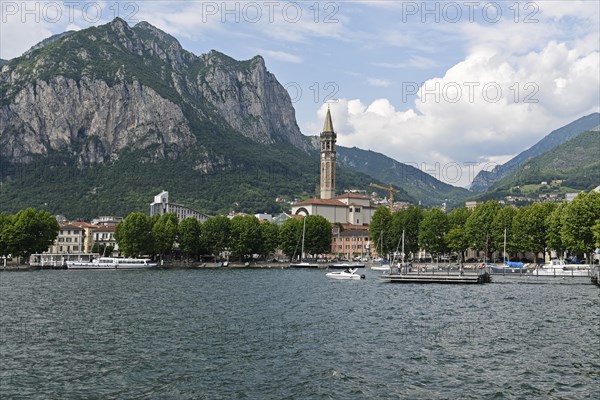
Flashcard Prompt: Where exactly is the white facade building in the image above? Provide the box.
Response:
[150,191,209,222]
[291,193,374,226]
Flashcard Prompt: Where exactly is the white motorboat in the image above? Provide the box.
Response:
[531,259,590,277]
[326,268,365,280]
[66,257,158,270]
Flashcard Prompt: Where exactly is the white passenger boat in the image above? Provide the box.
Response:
[531,259,590,277]
[66,257,158,270]
[326,268,365,280]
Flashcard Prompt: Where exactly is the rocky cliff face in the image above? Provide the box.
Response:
[0,76,195,164]
[0,18,307,165]
[199,52,305,148]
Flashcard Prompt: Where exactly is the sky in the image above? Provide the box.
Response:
[1,0,599,187]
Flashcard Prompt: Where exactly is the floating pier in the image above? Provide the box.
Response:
[379,268,491,284]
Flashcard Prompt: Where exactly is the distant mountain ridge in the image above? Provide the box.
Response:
[470,113,600,192]
[486,128,600,193]
[337,146,471,207]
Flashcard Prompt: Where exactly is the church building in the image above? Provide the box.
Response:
[291,107,374,226]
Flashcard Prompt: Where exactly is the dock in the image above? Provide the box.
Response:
[379,268,491,284]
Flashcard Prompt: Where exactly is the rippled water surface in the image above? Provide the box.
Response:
[1,269,598,399]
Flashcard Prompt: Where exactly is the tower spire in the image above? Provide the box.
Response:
[323,105,334,133]
[320,105,336,199]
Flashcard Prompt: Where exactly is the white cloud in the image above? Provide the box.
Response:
[257,49,302,63]
[0,20,53,59]
[311,40,600,188]
[367,78,392,87]
[374,55,439,69]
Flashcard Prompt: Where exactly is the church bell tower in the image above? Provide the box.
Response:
[320,107,336,199]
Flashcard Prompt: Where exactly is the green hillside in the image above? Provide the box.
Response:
[337,147,470,207]
[0,141,386,219]
[481,129,600,198]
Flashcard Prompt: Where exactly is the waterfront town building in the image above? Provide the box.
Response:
[292,193,375,226]
[91,216,124,226]
[48,223,86,254]
[46,221,120,255]
[93,225,118,255]
[150,191,209,222]
[331,224,374,259]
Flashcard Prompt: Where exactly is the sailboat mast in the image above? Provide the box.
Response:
[504,228,507,263]
[401,229,405,263]
[301,217,306,262]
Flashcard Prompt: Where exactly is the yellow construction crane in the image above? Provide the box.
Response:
[369,183,400,210]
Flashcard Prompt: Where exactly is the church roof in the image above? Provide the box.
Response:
[293,198,346,207]
[322,107,334,133]
[334,193,370,200]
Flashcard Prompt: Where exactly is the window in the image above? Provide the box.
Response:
[355,208,361,213]
[73,246,79,251]
[349,207,353,212]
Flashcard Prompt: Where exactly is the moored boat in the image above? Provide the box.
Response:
[66,257,158,270]
[289,261,320,268]
[531,259,590,277]
[326,268,365,280]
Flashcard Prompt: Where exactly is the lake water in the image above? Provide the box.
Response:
[1,268,598,399]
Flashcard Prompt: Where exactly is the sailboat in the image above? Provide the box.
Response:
[289,217,319,268]
[490,228,530,274]
[371,230,391,271]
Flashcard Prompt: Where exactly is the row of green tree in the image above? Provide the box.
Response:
[369,191,600,262]
[114,212,332,261]
[0,208,60,259]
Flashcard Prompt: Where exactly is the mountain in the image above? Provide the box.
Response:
[337,146,470,207]
[470,113,600,192]
[483,127,600,196]
[0,18,308,164]
[0,59,7,68]
[0,18,463,218]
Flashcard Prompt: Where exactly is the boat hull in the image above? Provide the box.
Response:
[66,258,158,270]
[531,269,590,277]
[289,263,320,268]
[326,271,364,280]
